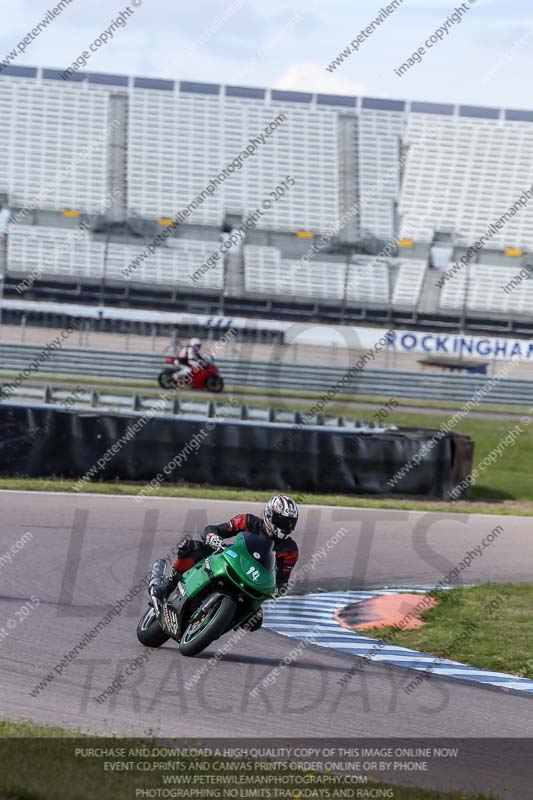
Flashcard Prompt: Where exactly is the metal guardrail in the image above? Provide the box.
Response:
[0,383,394,431]
[0,342,531,406]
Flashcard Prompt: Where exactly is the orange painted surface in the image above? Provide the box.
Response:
[334,593,437,631]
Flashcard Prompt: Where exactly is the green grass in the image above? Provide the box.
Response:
[362,584,533,679]
[4,477,533,517]
[234,384,532,417]
[0,719,84,737]
[3,370,530,416]
[0,721,496,800]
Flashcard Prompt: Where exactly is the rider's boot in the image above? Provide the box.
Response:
[151,566,182,601]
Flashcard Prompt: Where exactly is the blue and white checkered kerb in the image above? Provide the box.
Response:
[262,589,533,695]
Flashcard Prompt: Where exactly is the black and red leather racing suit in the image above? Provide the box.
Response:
[173,512,299,592]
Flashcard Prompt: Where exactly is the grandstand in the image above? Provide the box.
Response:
[440,263,533,318]
[1,64,533,332]
[400,107,533,250]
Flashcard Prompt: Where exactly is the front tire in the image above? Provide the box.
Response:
[158,369,177,390]
[137,607,170,648]
[179,595,235,657]
[205,374,224,393]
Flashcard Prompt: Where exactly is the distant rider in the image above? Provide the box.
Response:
[151,496,300,631]
[177,337,206,380]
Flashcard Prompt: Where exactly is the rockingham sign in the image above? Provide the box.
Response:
[386,329,533,361]
[283,324,533,362]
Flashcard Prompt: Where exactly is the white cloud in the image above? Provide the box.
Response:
[274,60,363,95]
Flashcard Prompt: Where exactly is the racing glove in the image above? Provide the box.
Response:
[205,532,226,552]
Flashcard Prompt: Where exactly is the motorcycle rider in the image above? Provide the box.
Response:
[177,337,206,380]
[151,495,299,631]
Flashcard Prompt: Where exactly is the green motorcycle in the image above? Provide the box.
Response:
[136,531,276,657]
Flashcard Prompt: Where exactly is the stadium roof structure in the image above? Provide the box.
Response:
[2,63,533,122]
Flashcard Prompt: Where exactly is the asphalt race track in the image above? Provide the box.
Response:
[1,490,533,797]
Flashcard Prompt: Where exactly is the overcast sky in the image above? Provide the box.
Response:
[2,0,532,109]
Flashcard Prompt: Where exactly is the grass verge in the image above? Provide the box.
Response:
[362,583,533,679]
[2,370,530,417]
[0,721,496,800]
[3,477,533,517]
[0,718,83,737]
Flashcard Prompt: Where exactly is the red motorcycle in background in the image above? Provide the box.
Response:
[157,355,224,393]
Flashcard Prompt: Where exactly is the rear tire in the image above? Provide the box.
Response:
[179,595,235,657]
[205,374,224,393]
[136,607,170,648]
[158,369,177,390]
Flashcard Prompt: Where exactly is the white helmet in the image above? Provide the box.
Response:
[190,337,201,348]
[264,495,299,540]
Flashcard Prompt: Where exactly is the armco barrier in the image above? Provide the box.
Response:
[0,385,397,431]
[0,342,530,405]
[0,403,473,499]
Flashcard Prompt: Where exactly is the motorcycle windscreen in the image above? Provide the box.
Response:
[240,531,275,571]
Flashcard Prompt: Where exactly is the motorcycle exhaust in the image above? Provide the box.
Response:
[149,558,167,588]
[148,559,168,612]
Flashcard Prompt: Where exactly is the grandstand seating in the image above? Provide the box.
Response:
[106,239,223,289]
[345,258,390,304]
[243,246,345,300]
[2,69,533,251]
[242,245,281,287]
[391,259,427,308]
[4,67,533,322]
[0,78,109,215]
[7,226,224,290]
[0,70,340,235]
[8,226,104,278]
[439,263,533,317]
[400,111,533,250]
[244,247,426,307]
[358,107,403,241]
[11,232,421,307]
[129,91,340,233]
[279,259,346,301]
[439,272,466,312]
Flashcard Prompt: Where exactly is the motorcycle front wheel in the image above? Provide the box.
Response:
[158,369,177,390]
[179,595,235,657]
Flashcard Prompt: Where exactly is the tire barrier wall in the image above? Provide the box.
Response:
[0,404,473,499]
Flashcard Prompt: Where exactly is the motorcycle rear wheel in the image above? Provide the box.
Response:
[179,595,235,657]
[136,607,170,648]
